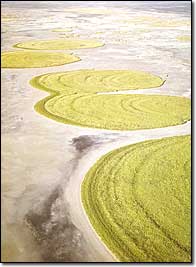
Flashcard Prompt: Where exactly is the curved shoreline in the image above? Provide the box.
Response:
[29,71,191,261]
[79,181,119,262]
[64,120,191,262]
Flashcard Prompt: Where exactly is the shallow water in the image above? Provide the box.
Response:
[1,1,191,262]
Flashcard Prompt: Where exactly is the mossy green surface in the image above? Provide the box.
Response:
[30,70,190,130]
[13,39,104,50]
[40,93,190,130]
[177,35,191,42]
[1,51,80,68]
[30,70,164,94]
[81,135,191,262]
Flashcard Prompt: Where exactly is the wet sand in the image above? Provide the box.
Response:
[1,1,191,262]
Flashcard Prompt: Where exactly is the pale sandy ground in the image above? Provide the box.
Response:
[1,1,191,262]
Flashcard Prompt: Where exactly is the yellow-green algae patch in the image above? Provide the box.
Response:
[1,51,80,68]
[2,14,19,22]
[36,93,190,130]
[81,135,191,262]
[177,35,191,42]
[13,39,104,50]
[29,70,190,130]
[30,70,164,94]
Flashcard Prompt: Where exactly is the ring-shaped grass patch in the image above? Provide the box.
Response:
[1,51,80,68]
[81,135,191,262]
[13,39,104,50]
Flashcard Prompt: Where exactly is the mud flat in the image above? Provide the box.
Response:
[2,0,191,262]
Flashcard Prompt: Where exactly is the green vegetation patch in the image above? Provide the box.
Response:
[81,135,191,262]
[30,69,164,94]
[177,35,191,42]
[37,93,190,130]
[13,39,104,50]
[1,51,80,68]
[30,70,190,130]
